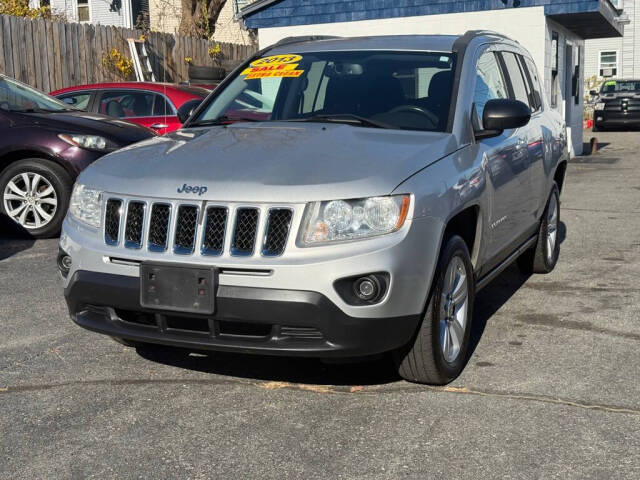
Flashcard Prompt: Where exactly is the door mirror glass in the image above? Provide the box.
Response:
[476,99,531,140]
[177,99,202,124]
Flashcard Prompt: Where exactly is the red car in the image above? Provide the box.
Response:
[50,82,211,134]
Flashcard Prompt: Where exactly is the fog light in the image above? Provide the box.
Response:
[61,255,72,269]
[353,275,381,301]
[57,248,72,278]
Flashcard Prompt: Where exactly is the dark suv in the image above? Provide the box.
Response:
[592,79,640,131]
[0,74,155,238]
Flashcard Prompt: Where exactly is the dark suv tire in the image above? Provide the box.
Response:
[0,159,72,238]
[394,235,475,385]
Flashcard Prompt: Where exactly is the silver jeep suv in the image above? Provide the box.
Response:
[60,31,568,384]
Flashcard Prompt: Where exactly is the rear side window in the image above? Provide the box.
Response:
[522,57,543,111]
[473,51,508,129]
[99,91,154,118]
[501,52,530,108]
[152,94,173,116]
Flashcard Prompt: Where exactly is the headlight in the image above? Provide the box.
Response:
[69,183,103,228]
[300,195,410,245]
[595,102,605,110]
[59,134,112,151]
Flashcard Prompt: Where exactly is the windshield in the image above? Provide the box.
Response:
[191,50,456,132]
[0,75,73,112]
[601,80,640,93]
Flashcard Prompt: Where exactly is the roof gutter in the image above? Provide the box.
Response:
[236,0,282,20]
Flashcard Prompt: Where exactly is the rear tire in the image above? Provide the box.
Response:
[518,183,560,274]
[0,159,72,238]
[394,235,475,385]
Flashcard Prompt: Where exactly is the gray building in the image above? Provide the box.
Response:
[585,0,639,80]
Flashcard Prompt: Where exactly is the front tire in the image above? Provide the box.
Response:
[0,159,72,238]
[394,235,475,385]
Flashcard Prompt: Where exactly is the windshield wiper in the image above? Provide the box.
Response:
[20,107,70,113]
[188,115,260,127]
[286,114,393,129]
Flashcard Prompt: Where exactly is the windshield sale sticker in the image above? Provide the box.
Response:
[241,54,304,79]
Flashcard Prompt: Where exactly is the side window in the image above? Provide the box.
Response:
[59,93,91,111]
[474,51,508,128]
[501,52,531,108]
[99,91,153,118]
[152,95,173,116]
[522,57,543,111]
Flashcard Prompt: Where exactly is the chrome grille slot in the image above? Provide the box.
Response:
[202,207,228,256]
[262,208,293,257]
[231,208,259,256]
[148,204,171,252]
[124,201,145,249]
[104,199,122,245]
[174,205,199,254]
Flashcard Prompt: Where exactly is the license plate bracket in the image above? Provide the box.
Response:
[140,263,215,315]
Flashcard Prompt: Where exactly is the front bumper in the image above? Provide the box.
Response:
[594,110,640,128]
[65,270,421,357]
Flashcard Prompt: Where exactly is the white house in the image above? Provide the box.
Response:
[51,0,149,28]
[585,0,639,79]
[240,0,625,156]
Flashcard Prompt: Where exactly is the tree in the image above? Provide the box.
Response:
[179,0,228,38]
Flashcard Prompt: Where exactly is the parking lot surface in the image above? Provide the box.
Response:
[1,131,639,479]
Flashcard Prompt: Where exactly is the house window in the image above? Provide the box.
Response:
[599,51,618,77]
[77,0,89,21]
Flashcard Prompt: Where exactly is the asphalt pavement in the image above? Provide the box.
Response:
[1,131,639,479]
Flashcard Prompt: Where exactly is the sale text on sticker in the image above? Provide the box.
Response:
[241,54,305,79]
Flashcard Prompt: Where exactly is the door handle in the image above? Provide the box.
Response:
[150,123,168,129]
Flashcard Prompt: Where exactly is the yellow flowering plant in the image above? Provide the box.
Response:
[102,48,135,80]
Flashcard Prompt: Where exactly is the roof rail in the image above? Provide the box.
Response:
[463,30,520,44]
[273,35,342,48]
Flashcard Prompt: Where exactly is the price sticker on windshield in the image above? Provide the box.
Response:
[241,54,305,79]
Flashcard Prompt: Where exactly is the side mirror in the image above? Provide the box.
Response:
[62,97,76,105]
[177,99,202,124]
[475,99,531,140]
[590,89,599,96]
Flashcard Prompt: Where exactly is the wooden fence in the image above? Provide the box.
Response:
[0,14,257,92]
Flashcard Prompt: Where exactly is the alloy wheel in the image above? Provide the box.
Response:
[546,194,558,263]
[3,172,58,229]
[439,255,469,363]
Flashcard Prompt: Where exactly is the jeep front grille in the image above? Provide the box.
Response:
[103,198,294,258]
[104,199,122,245]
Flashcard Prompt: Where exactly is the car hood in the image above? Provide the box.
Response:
[79,122,458,202]
[15,110,154,144]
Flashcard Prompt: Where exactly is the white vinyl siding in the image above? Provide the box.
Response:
[51,0,133,27]
[585,0,640,78]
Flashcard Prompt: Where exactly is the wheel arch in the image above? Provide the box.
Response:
[553,160,568,194]
[0,149,75,180]
[442,204,482,270]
